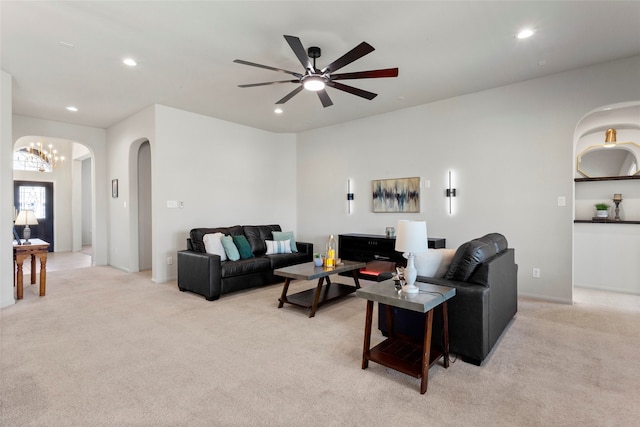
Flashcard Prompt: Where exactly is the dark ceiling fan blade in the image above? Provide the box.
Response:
[283,35,312,71]
[233,59,302,78]
[331,68,399,80]
[238,80,298,88]
[327,81,378,100]
[275,85,304,104]
[317,89,333,108]
[321,42,375,74]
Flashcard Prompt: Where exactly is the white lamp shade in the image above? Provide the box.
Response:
[15,210,38,226]
[395,220,428,253]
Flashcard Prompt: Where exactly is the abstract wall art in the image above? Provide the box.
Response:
[372,177,420,213]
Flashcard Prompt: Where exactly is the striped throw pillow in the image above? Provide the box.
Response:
[265,239,292,255]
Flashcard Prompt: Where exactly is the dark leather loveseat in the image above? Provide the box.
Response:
[379,233,517,365]
[177,225,312,301]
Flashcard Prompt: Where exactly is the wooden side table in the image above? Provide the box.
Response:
[356,280,456,394]
[13,239,50,300]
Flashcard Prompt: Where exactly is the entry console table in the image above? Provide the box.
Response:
[339,234,446,280]
[13,239,50,300]
[356,280,456,394]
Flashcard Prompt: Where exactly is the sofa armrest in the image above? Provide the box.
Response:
[177,250,222,301]
[296,241,313,260]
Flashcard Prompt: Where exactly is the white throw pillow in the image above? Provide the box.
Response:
[414,248,457,278]
[203,232,227,261]
[265,239,292,255]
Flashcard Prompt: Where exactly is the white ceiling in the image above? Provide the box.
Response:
[2,1,639,134]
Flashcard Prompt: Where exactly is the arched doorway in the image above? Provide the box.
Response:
[12,136,95,264]
[137,141,152,271]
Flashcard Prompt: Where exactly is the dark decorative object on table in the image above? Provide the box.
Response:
[13,227,22,244]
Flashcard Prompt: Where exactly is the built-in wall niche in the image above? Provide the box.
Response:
[573,102,640,296]
[574,103,640,223]
[574,178,640,224]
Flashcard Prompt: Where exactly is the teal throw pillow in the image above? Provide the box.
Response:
[220,235,240,261]
[272,231,298,252]
[232,234,254,259]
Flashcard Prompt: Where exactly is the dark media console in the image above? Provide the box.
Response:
[338,233,446,281]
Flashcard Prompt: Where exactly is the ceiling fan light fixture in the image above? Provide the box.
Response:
[303,76,325,91]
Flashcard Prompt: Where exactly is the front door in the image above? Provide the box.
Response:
[14,181,54,252]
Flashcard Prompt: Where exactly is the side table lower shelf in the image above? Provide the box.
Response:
[367,335,444,379]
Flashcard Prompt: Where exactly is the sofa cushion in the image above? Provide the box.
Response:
[445,239,498,283]
[272,230,298,253]
[221,235,241,261]
[203,232,227,261]
[232,235,254,259]
[221,257,271,278]
[268,252,310,270]
[243,225,282,256]
[415,248,457,278]
[265,239,292,255]
[190,226,243,253]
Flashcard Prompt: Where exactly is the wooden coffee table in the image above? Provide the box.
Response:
[275,260,366,317]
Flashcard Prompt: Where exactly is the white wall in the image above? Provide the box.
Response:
[106,105,156,274]
[296,55,640,303]
[1,70,14,308]
[106,104,297,283]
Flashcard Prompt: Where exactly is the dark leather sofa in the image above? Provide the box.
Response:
[177,225,312,301]
[379,233,517,365]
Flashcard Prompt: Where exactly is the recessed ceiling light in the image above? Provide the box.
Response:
[517,28,534,39]
[122,58,137,67]
[274,108,283,114]
[66,106,78,112]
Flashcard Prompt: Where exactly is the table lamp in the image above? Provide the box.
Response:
[395,220,428,294]
[14,210,38,245]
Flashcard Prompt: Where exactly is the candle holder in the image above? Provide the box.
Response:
[612,194,623,222]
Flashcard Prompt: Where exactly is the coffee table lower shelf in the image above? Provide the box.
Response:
[283,283,357,310]
[367,337,444,379]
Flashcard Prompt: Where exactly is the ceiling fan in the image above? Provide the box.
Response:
[233,35,399,107]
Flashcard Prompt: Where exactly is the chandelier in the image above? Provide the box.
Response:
[14,140,65,173]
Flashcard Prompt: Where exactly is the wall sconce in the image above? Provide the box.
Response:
[446,171,457,214]
[347,179,354,214]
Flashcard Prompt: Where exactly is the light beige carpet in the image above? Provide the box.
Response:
[1,266,639,426]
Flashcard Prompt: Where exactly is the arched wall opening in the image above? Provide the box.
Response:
[13,135,97,263]
[127,138,152,274]
[573,101,640,297]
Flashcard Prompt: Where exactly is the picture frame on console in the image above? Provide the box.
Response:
[372,177,420,213]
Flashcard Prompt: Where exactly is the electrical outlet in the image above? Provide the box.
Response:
[532,267,541,278]
[167,256,173,265]
[557,196,566,207]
